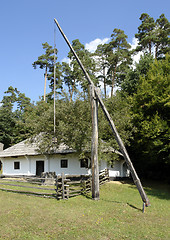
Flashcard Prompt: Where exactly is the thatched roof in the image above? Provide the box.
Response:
[0,140,74,158]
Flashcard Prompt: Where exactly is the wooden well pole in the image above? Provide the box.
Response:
[54,18,150,207]
[90,85,99,200]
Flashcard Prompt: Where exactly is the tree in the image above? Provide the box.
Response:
[130,55,170,179]
[33,42,62,101]
[94,44,110,98]
[135,13,155,55]
[67,39,97,94]
[105,29,132,96]
[1,86,18,109]
[155,14,170,59]
[0,87,32,148]
[135,13,170,59]
[61,62,78,102]
[98,92,134,163]
[0,104,15,148]
[121,54,154,95]
[24,89,134,167]
[24,95,92,154]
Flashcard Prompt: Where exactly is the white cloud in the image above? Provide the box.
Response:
[130,37,138,50]
[61,57,71,64]
[85,38,110,53]
[61,38,110,64]
[130,37,143,67]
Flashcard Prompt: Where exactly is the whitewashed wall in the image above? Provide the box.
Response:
[48,153,89,175]
[108,160,125,177]
[2,156,30,175]
[1,153,129,177]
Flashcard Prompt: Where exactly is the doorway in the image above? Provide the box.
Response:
[36,161,44,176]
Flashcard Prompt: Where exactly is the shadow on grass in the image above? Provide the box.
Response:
[120,179,170,201]
[127,203,142,212]
[82,192,143,212]
[100,198,142,212]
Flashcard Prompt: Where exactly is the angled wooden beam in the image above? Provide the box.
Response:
[54,18,150,207]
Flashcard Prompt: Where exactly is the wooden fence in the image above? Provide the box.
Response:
[0,169,109,200]
[56,169,109,200]
[0,176,57,198]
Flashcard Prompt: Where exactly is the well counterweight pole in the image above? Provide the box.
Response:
[54,18,150,206]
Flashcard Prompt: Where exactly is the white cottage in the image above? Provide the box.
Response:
[0,141,129,179]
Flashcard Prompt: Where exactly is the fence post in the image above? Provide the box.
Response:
[61,172,65,200]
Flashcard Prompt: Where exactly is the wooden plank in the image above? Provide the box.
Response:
[0,179,54,185]
[0,187,55,196]
[69,190,81,194]
[69,193,81,197]
[2,176,56,181]
[0,182,55,191]
[68,181,81,185]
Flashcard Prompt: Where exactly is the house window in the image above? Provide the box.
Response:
[14,162,20,170]
[80,158,88,168]
[61,159,68,168]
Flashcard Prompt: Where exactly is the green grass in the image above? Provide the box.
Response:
[0,180,169,240]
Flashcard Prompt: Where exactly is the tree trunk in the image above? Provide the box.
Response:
[69,80,75,102]
[111,65,117,97]
[155,44,158,59]
[44,66,47,102]
[149,40,152,55]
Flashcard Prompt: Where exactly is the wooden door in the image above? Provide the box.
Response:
[36,161,44,176]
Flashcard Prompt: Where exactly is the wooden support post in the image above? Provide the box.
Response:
[61,172,65,200]
[90,85,99,200]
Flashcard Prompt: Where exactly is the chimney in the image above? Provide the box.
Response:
[0,143,4,151]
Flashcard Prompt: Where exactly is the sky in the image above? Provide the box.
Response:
[0,0,169,103]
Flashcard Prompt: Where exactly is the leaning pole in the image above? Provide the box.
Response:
[54,18,150,208]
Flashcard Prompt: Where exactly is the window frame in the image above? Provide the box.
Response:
[61,159,68,168]
[80,158,88,168]
[14,161,20,170]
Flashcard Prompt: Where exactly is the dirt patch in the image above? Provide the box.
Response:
[109,181,122,185]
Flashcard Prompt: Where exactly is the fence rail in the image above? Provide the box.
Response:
[56,169,109,200]
[0,169,109,200]
[0,175,56,198]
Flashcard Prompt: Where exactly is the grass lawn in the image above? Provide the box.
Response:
[0,180,169,240]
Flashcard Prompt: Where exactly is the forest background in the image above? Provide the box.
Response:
[0,13,169,181]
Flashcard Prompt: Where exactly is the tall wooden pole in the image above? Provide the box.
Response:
[90,85,99,200]
[54,18,150,207]
[54,24,56,135]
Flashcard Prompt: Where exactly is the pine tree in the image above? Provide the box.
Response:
[68,39,97,94]
[155,14,170,59]
[105,29,132,96]
[33,42,61,101]
[135,13,155,55]
[94,44,110,98]
[62,62,77,102]
[135,13,170,59]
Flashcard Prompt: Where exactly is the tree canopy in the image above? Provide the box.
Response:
[1,12,169,180]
